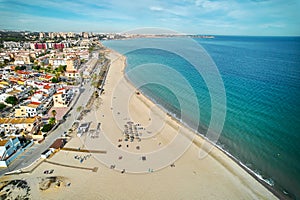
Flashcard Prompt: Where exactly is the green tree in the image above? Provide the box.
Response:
[55,71,60,80]
[0,103,6,110]
[48,117,56,125]
[15,65,26,71]
[51,110,57,118]
[5,96,18,105]
[88,46,95,53]
[51,77,59,83]
[56,65,66,73]
[41,123,53,132]
[32,65,41,71]
[29,56,35,63]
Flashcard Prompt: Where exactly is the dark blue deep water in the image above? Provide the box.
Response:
[103,36,300,199]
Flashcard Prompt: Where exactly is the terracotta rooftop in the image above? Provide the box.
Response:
[54,92,63,95]
[0,117,38,124]
[0,140,8,146]
[49,138,66,149]
[30,102,41,105]
[43,85,52,89]
[27,103,39,108]
[44,75,53,79]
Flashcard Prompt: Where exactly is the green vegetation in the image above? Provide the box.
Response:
[0,36,26,43]
[32,65,41,71]
[29,56,35,63]
[76,106,83,112]
[55,65,66,73]
[0,103,6,110]
[48,117,56,125]
[0,59,10,68]
[5,96,18,105]
[51,77,59,83]
[15,65,26,71]
[51,110,57,118]
[88,46,95,53]
[41,123,53,132]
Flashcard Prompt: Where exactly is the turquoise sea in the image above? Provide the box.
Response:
[103,36,300,199]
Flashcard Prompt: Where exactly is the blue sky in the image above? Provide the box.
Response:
[0,0,299,36]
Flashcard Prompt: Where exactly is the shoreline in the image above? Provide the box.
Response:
[107,47,280,199]
[0,47,278,199]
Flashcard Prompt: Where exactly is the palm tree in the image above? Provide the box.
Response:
[55,71,60,80]
[48,117,56,125]
[51,109,57,119]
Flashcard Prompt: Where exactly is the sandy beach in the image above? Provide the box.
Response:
[0,49,278,200]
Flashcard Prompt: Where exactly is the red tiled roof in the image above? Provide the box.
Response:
[43,84,52,89]
[30,101,41,105]
[44,75,53,79]
[50,138,66,149]
[58,88,65,91]
[54,92,63,95]
[16,70,31,75]
[66,70,78,73]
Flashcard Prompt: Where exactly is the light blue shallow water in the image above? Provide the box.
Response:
[103,36,300,199]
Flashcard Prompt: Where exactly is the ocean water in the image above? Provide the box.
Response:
[103,36,300,199]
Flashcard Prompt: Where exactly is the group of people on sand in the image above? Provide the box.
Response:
[123,121,143,143]
[74,154,92,163]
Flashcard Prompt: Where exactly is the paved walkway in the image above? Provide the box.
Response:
[44,160,98,172]
[61,147,107,154]
[5,159,44,175]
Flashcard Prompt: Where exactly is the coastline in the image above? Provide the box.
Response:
[0,48,278,199]
[123,64,283,198]
[119,48,283,199]
[107,48,279,199]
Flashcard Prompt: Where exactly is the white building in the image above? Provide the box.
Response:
[0,93,11,103]
[49,58,66,67]
[0,137,22,167]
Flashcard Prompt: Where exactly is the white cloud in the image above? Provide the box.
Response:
[149,5,188,17]
[150,6,164,11]
[260,23,285,28]
[227,10,248,19]
[1,0,299,35]
[194,0,229,11]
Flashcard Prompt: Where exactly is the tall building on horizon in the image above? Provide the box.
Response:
[39,32,45,39]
